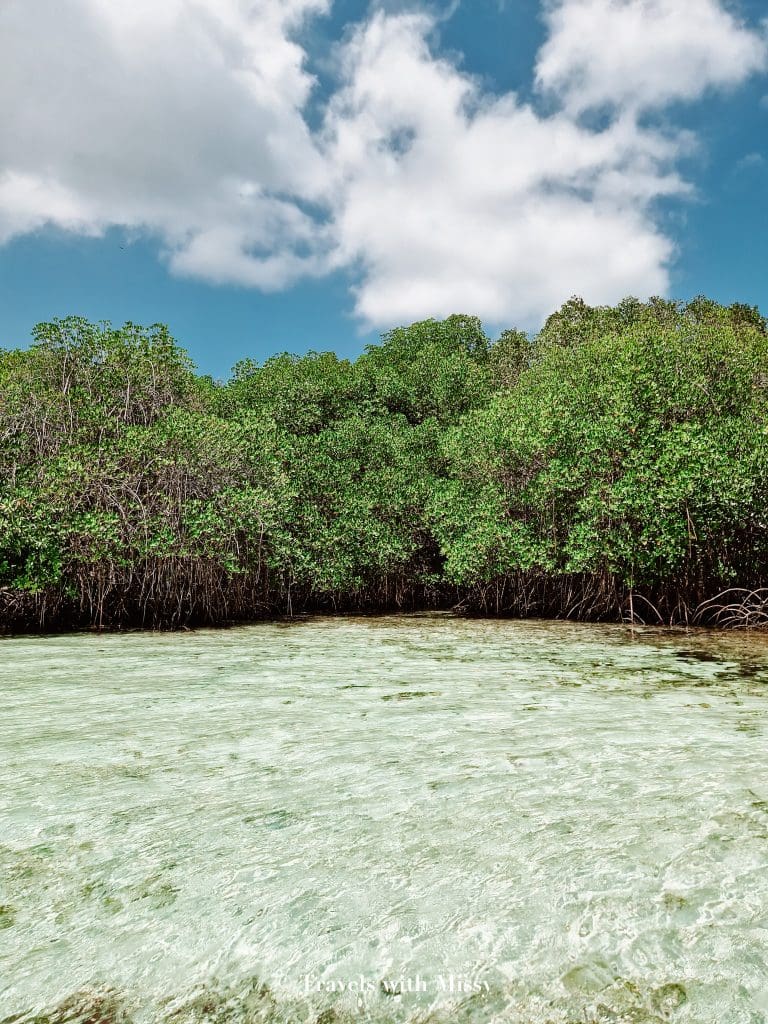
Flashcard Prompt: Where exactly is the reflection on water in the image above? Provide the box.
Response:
[1,616,768,1023]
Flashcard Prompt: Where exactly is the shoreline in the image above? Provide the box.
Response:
[3,602,768,640]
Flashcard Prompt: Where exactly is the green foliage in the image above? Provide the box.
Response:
[225,351,360,434]
[280,415,441,594]
[0,317,197,460]
[356,314,492,424]
[1,299,767,629]
[430,300,768,616]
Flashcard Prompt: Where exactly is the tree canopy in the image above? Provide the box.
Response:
[1,297,766,630]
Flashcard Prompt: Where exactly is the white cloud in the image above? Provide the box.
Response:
[0,0,766,328]
[319,2,765,326]
[321,11,687,326]
[537,0,766,114]
[0,0,330,283]
[734,151,766,174]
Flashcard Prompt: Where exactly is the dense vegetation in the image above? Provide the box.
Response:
[1,297,767,631]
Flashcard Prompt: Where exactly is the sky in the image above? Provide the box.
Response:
[0,0,766,377]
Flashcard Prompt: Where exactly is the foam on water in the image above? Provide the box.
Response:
[1,616,768,1023]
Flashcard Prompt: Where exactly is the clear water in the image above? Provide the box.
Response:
[2,615,768,1024]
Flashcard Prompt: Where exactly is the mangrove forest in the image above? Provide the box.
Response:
[1,294,767,632]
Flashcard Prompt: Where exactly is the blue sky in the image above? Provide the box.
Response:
[0,0,766,377]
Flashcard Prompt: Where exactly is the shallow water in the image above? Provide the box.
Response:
[1,615,768,1024]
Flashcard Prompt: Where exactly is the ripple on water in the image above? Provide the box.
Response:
[1,616,768,1023]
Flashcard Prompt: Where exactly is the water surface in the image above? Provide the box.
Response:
[2,616,768,1023]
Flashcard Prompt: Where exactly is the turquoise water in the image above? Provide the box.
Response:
[1,616,768,1023]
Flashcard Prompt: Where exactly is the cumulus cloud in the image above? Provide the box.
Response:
[0,0,766,328]
[322,11,684,326]
[536,0,767,114]
[0,0,330,283]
